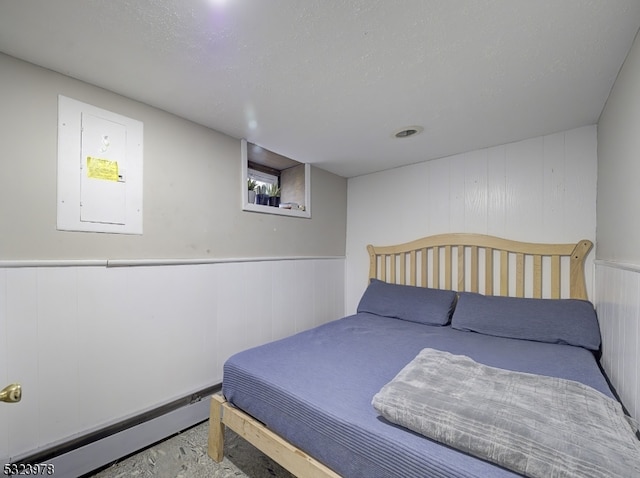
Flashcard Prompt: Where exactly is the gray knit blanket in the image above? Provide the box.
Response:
[372,348,640,478]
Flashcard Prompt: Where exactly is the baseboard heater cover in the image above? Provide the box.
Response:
[8,384,221,475]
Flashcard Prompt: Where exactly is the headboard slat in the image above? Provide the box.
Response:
[444,246,452,290]
[500,250,509,296]
[367,234,593,300]
[533,255,543,298]
[551,255,560,299]
[485,248,494,295]
[402,252,408,285]
[409,251,416,286]
[381,253,387,282]
[433,246,440,289]
[390,254,396,283]
[457,246,465,291]
[515,253,525,297]
[470,246,479,293]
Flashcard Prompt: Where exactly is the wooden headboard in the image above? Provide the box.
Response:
[367,233,593,300]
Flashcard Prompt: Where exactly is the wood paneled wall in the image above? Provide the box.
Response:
[346,125,597,313]
[596,262,640,420]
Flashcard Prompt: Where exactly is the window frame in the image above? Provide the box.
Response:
[241,139,311,218]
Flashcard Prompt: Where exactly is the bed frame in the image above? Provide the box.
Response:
[207,233,593,477]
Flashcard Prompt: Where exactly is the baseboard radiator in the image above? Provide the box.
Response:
[8,384,221,478]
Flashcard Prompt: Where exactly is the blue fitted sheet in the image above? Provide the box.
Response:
[222,313,613,478]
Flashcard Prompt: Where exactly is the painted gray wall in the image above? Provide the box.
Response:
[597,30,640,264]
[0,53,347,261]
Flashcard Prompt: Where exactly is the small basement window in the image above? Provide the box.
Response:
[241,139,311,218]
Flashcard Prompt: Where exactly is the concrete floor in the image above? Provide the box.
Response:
[86,420,295,478]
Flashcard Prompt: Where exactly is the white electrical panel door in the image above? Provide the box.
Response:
[80,113,127,225]
[57,95,143,234]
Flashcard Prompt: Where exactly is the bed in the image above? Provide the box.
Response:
[207,233,640,478]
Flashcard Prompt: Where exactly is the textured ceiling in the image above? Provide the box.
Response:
[1,0,639,177]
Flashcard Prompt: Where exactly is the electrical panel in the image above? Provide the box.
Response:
[57,95,143,234]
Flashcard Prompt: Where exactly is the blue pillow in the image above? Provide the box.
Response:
[357,279,457,326]
[451,292,601,350]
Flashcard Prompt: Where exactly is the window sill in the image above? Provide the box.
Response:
[242,202,311,218]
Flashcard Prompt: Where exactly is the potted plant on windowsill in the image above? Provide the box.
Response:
[247,179,257,204]
[255,184,269,205]
[267,183,281,207]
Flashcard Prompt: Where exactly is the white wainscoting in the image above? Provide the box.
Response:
[595,261,640,421]
[0,257,345,463]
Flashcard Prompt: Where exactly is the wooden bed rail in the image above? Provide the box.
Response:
[367,233,592,300]
[208,393,341,478]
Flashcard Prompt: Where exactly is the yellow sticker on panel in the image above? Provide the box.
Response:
[87,156,119,181]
